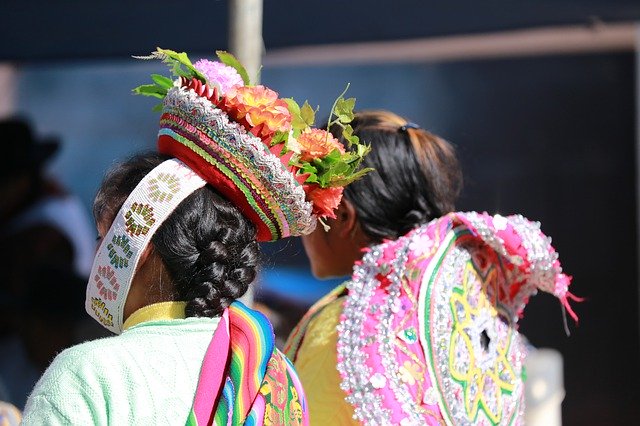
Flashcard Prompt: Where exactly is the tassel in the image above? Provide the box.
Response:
[560,294,579,324]
[566,291,585,302]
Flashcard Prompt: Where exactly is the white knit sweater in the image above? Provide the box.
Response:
[22,316,220,425]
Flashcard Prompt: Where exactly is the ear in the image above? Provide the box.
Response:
[336,198,358,239]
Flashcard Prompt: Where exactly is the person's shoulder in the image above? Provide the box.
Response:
[22,339,115,425]
[37,331,149,392]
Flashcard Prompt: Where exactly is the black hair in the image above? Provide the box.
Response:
[93,152,260,317]
[330,110,462,243]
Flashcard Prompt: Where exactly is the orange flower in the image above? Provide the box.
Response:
[224,85,291,139]
[304,185,344,219]
[293,128,345,162]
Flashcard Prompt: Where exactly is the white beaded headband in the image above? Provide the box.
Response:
[85,159,206,334]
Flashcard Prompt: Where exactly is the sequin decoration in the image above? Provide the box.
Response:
[399,327,418,344]
[337,212,574,426]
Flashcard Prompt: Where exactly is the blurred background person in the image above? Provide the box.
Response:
[0,118,96,408]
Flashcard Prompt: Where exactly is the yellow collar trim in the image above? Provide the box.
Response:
[123,301,187,331]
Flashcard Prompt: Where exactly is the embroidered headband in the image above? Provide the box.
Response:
[134,48,373,241]
[86,159,206,334]
[337,212,578,425]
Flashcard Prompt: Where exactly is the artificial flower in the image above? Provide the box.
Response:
[303,185,343,219]
[224,85,291,140]
[193,59,243,95]
[292,128,345,162]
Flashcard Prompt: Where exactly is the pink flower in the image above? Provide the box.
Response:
[304,185,343,219]
[193,59,243,95]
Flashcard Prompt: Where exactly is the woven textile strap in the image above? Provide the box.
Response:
[85,159,206,334]
[187,302,308,426]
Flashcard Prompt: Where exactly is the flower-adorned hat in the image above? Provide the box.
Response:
[337,212,578,426]
[85,49,371,334]
[134,48,371,241]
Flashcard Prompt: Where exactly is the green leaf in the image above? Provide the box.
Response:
[328,161,349,175]
[132,84,167,99]
[284,98,308,133]
[304,174,319,184]
[283,98,301,116]
[335,97,355,123]
[270,131,289,146]
[301,163,318,174]
[335,98,356,123]
[342,124,354,138]
[216,50,251,85]
[156,48,206,82]
[151,74,173,90]
[328,167,375,186]
[356,143,370,157]
[291,116,306,132]
[152,103,164,112]
[300,101,316,126]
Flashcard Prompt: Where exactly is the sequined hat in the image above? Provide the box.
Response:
[135,48,371,241]
[337,212,578,426]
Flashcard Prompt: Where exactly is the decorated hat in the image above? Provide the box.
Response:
[134,48,371,241]
[337,212,578,425]
[86,49,371,334]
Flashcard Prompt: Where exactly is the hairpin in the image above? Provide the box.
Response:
[399,122,421,132]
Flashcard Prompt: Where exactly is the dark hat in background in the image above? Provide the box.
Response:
[0,117,60,179]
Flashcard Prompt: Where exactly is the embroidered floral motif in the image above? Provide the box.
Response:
[147,172,181,202]
[93,265,120,301]
[448,262,517,423]
[258,352,305,426]
[106,234,134,269]
[124,202,156,237]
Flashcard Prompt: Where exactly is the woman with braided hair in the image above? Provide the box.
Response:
[285,110,579,425]
[21,49,370,425]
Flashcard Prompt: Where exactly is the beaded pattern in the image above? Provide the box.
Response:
[159,87,315,241]
[106,234,133,269]
[85,159,207,334]
[124,203,156,237]
[337,212,573,426]
[94,265,120,302]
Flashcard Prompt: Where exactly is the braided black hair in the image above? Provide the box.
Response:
[93,152,260,317]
